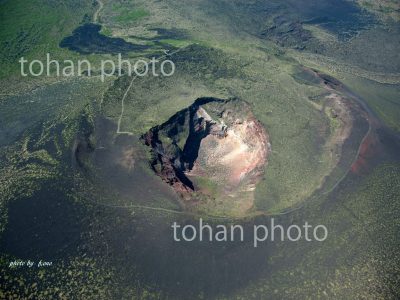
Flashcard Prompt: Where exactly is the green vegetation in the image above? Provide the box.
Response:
[193,176,219,197]
[115,9,149,23]
[159,39,193,48]
[342,76,400,132]
[100,26,113,37]
[0,0,399,298]
[110,3,150,24]
[0,0,94,78]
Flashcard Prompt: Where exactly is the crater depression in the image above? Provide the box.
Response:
[142,98,269,215]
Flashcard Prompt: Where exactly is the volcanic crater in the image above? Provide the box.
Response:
[142,98,269,213]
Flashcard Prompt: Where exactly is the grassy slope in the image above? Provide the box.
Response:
[0,0,399,298]
[0,0,95,79]
[341,76,400,132]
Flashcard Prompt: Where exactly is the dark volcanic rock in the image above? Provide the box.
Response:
[60,23,148,54]
[261,16,320,51]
